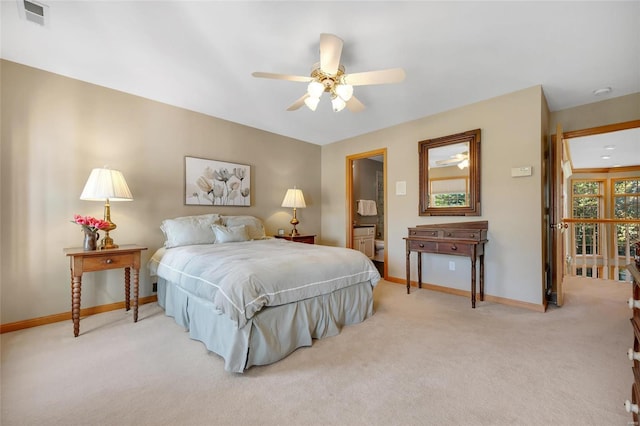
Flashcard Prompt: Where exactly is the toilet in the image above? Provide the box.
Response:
[374,239,384,261]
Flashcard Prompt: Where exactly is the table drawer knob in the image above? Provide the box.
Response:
[628,348,640,361]
[105,259,113,264]
[450,244,457,251]
[625,400,639,414]
[629,298,640,309]
[419,243,424,248]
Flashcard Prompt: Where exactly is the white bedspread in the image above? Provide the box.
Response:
[149,239,380,328]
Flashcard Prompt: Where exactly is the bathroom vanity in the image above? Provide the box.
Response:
[353,225,375,259]
[404,221,488,308]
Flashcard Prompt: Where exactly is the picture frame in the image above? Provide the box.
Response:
[184,156,251,206]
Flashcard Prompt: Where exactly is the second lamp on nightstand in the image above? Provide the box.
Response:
[281,187,306,236]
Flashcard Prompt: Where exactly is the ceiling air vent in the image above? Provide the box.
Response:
[17,0,49,27]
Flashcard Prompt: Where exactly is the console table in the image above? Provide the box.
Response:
[404,221,488,308]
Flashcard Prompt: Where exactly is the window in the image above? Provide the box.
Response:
[571,180,603,256]
[430,178,468,207]
[614,178,640,219]
[569,177,640,281]
[572,180,602,218]
[613,178,640,258]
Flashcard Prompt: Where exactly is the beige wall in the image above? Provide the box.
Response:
[2,59,638,324]
[0,60,321,324]
[322,86,546,305]
[322,88,640,307]
[550,92,640,133]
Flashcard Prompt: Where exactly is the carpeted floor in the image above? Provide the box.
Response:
[0,278,633,425]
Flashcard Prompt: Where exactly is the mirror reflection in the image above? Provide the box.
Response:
[419,129,481,216]
[428,142,471,207]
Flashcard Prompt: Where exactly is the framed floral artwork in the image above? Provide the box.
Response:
[184,156,251,206]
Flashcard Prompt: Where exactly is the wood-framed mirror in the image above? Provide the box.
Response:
[419,128,481,216]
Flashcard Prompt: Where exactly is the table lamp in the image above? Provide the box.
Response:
[281,187,306,236]
[80,167,133,249]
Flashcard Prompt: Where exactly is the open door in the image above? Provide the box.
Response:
[550,123,567,306]
[346,149,387,280]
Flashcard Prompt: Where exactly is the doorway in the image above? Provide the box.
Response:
[346,148,387,279]
[547,120,640,306]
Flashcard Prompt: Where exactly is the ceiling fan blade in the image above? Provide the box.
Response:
[286,93,310,111]
[436,158,462,166]
[344,68,406,86]
[252,72,313,83]
[346,95,365,113]
[319,33,343,76]
[436,151,469,165]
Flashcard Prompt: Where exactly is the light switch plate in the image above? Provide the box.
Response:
[396,181,407,195]
[511,166,532,177]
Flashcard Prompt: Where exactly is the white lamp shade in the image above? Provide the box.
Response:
[304,96,320,111]
[331,96,346,112]
[457,159,470,170]
[281,188,306,208]
[307,81,325,98]
[335,84,353,101]
[80,168,133,201]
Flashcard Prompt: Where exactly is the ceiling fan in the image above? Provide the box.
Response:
[435,152,470,169]
[252,33,406,113]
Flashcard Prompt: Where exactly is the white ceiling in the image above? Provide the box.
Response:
[568,127,640,170]
[2,1,639,161]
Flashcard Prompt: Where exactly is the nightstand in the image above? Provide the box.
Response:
[274,234,316,244]
[63,244,147,337]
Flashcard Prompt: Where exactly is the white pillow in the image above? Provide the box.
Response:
[160,214,221,248]
[221,215,266,240]
[212,224,250,243]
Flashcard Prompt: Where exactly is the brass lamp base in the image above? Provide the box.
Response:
[99,200,119,250]
[99,231,118,250]
[290,207,300,236]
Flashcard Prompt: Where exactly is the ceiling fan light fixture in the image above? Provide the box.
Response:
[457,159,470,170]
[307,81,325,98]
[252,33,405,113]
[331,95,346,112]
[335,83,353,101]
[304,96,320,111]
[593,87,612,96]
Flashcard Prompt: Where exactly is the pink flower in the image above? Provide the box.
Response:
[71,215,111,233]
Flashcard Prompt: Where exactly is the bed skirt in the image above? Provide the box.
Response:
[157,277,375,373]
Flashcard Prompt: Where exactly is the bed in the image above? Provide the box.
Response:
[148,214,381,372]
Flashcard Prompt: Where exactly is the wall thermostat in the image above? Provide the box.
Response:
[511,166,532,177]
